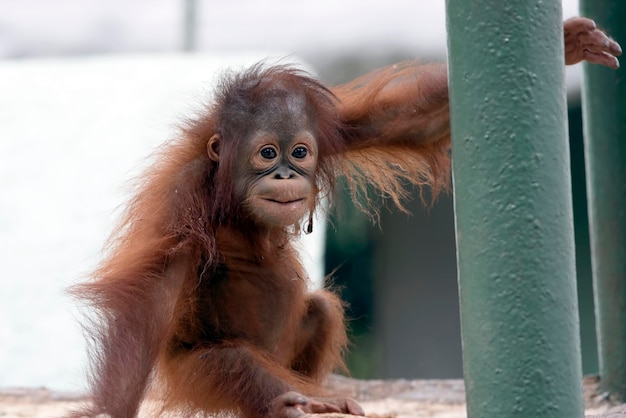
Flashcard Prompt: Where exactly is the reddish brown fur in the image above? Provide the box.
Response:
[334,62,451,212]
[69,19,620,417]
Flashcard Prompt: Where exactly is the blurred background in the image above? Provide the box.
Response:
[0,0,596,393]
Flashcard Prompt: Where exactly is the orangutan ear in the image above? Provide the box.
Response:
[207,134,221,162]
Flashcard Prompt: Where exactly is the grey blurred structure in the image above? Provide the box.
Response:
[183,0,197,51]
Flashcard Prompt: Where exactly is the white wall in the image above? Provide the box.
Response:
[0,53,324,391]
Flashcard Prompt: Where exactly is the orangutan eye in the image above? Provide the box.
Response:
[292,147,307,159]
[260,147,277,159]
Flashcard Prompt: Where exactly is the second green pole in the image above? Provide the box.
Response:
[580,0,626,401]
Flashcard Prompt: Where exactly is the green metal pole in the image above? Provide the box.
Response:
[580,1,626,400]
[445,2,584,417]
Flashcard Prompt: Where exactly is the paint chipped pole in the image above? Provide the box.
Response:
[445,1,585,417]
[580,0,626,401]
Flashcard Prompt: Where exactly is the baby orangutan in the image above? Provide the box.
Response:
[70,17,620,418]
